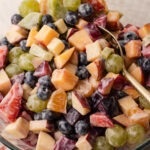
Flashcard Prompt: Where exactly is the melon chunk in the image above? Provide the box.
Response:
[64,63,77,74]
[4,117,29,139]
[138,23,150,39]
[0,69,11,95]
[51,69,78,91]
[76,19,88,29]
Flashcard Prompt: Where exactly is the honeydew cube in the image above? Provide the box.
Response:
[86,41,102,62]
[64,63,77,74]
[54,19,68,34]
[30,44,53,61]
[47,38,65,56]
[35,25,59,46]
[4,117,29,139]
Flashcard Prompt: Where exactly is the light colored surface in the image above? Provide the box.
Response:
[0,0,150,38]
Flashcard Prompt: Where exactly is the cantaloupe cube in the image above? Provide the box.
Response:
[125,40,142,58]
[35,25,59,46]
[69,29,93,51]
[0,69,11,95]
[76,19,88,29]
[51,69,79,91]
[86,41,102,62]
[47,38,65,56]
[54,19,68,34]
[138,23,150,39]
[26,27,38,47]
[54,47,75,69]
[64,63,77,74]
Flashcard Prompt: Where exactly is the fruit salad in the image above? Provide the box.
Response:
[0,0,150,150]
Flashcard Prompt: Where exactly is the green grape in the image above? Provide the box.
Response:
[93,136,114,150]
[19,53,35,71]
[19,0,40,17]
[8,47,24,64]
[63,0,81,11]
[105,124,127,148]
[101,47,114,60]
[126,124,145,145]
[105,54,124,74]
[26,94,48,113]
[5,64,23,78]
[138,96,150,109]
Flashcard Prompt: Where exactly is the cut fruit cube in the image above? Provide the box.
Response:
[22,83,32,100]
[76,19,88,29]
[144,109,150,119]
[138,23,150,39]
[54,131,63,141]
[47,89,67,114]
[54,47,75,69]
[118,96,138,116]
[29,44,53,61]
[4,117,29,139]
[54,19,68,34]
[51,69,78,91]
[26,27,38,47]
[35,25,59,46]
[86,41,102,62]
[63,63,77,75]
[88,76,100,90]
[125,40,142,58]
[19,12,42,30]
[36,131,55,150]
[39,0,49,14]
[69,50,79,65]
[63,0,81,11]
[69,29,93,51]
[32,57,44,69]
[47,37,65,56]
[0,69,11,95]
[72,91,91,115]
[0,45,8,69]
[97,39,110,49]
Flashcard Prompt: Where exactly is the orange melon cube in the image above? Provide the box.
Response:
[138,23,150,39]
[63,63,77,75]
[76,19,88,29]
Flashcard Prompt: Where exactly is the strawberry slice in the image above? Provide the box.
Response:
[0,45,8,69]
[0,82,23,122]
[90,112,114,128]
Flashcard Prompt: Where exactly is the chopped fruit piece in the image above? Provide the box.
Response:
[63,0,81,11]
[19,12,42,30]
[118,96,138,116]
[54,19,68,34]
[36,131,55,150]
[86,59,103,80]
[54,131,63,141]
[6,25,28,44]
[88,76,100,90]
[72,91,91,115]
[67,28,78,39]
[76,19,88,29]
[39,0,49,14]
[86,41,102,62]
[101,47,114,60]
[75,79,94,97]
[123,85,140,99]
[32,57,43,69]
[29,120,54,133]
[98,77,114,95]
[142,45,150,58]
[0,46,8,69]
[4,117,29,139]
[29,44,53,61]
[69,29,93,51]
[125,40,142,58]
[54,47,75,69]
[90,113,114,128]
[26,27,38,47]
[138,23,150,39]
[35,25,59,46]
[47,89,67,114]
[22,83,32,100]
[64,63,77,75]
[51,69,78,91]
[47,38,65,56]
[97,38,110,49]
[124,56,136,68]
[144,109,150,119]
[128,63,144,84]
[69,50,79,65]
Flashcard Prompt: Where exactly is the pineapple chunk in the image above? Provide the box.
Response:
[4,117,29,139]
[118,96,138,116]
[47,38,65,56]
[86,41,102,62]
[26,27,38,47]
[54,47,75,69]
[35,25,59,46]
[64,63,77,74]
[36,131,55,150]
[0,69,11,95]
[51,69,79,91]
[54,19,68,34]
[30,44,53,61]
[76,19,88,29]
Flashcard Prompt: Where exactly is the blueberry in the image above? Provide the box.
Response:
[8,44,14,50]
[49,60,56,70]
[142,58,150,72]
[76,66,90,80]
[20,40,30,52]
[75,120,89,136]
[58,120,73,135]
[0,37,9,46]
[65,11,79,26]
[115,91,128,99]
[38,75,51,88]
[78,3,93,18]
[42,14,54,25]
[24,71,37,88]
[11,14,23,25]
[62,39,70,49]
[46,23,57,30]
[136,57,144,67]
[123,31,138,42]
[37,85,52,100]
[78,52,88,66]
